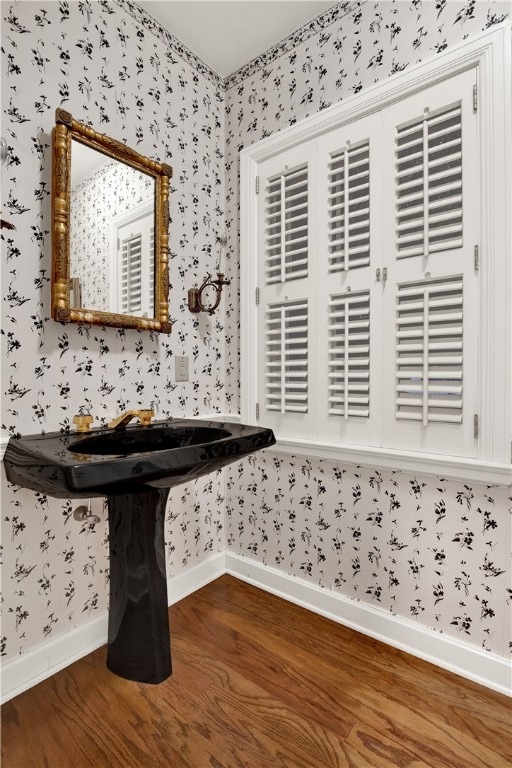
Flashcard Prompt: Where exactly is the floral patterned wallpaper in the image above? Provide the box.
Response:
[223,0,511,658]
[1,0,511,670]
[1,0,228,663]
[226,455,511,654]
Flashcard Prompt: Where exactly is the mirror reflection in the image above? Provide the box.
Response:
[51,108,172,333]
[70,140,156,317]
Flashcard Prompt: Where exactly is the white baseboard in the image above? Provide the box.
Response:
[225,552,512,698]
[0,553,225,705]
[166,551,226,603]
[0,612,108,706]
[2,551,509,704]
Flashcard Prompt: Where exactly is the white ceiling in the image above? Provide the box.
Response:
[137,1,335,77]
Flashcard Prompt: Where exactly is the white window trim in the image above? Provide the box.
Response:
[240,23,511,485]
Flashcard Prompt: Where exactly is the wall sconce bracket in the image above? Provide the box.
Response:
[188,272,230,315]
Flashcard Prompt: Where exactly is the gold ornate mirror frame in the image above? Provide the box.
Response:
[51,108,173,333]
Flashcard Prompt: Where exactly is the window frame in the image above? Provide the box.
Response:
[240,23,511,484]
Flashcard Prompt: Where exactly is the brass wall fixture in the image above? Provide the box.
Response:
[188,234,230,315]
[188,272,231,315]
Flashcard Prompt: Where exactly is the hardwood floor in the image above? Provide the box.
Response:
[2,575,511,768]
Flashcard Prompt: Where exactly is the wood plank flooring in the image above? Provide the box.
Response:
[2,575,511,768]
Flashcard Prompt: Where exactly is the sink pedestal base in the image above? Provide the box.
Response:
[106,488,172,684]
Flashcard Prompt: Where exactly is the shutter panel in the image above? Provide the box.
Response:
[328,141,370,272]
[258,141,318,438]
[265,300,308,413]
[116,207,154,317]
[252,67,479,459]
[328,291,370,417]
[148,225,155,317]
[396,276,463,425]
[317,115,378,446]
[120,233,142,314]
[265,165,308,284]
[381,67,478,458]
[396,104,463,259]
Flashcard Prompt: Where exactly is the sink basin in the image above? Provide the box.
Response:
[4,418,275,498]
[3,417,275,686]
[68,425,231,456]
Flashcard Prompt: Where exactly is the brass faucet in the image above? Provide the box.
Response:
[108,409,154,430]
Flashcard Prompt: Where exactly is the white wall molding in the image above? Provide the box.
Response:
[272,438,512,485]
[225,552,512,698]
[0,552,225,705]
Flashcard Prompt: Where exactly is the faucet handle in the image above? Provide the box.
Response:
[138,409,154,425]
[107,409,154,429]
[73,414,93,433]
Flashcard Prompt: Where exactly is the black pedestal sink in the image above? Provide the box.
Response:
[4,419,275,684]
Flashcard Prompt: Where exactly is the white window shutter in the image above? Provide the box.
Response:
[148,225,155,318]
[258,141,319,438]
[253,67,480,459]
[317,115,380,446]
[381,67,479,458]
[242,33,511,476]
[120,233,142,314]
[116,209,154,317]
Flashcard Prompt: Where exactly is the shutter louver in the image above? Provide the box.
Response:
[328,291,370,417]
[265,165,308,284]
[396,276,463,425]
[328,141,370,272]
[265,300,308,413]
[396,105,462,258]
[121,234,142,314]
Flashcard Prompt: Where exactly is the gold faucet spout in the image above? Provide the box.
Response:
[108,409,154,430]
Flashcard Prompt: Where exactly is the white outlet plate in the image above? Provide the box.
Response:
[175,356,189,382]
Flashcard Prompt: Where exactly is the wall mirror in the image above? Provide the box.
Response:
[51,108,173,333]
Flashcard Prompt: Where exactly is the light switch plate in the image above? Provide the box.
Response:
[175,355,189,382]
